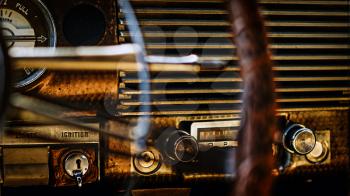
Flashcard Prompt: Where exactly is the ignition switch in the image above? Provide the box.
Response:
[64,152,89,187]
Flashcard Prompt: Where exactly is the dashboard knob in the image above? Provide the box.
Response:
[306,141,329,163]
[133,148,162,175]
[164,130,199,163]
[283,123,316,155]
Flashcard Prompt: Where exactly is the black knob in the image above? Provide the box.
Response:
[164,130,199,163]
[283,123,316,155]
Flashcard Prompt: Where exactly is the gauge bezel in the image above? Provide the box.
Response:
[1,0,57,88]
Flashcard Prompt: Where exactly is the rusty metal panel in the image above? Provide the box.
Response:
[3,147,49,186]
[132,188,191,196]
[51,147,99,187]
[3,125,99,145]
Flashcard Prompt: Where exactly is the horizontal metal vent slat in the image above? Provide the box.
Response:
[145,44,349,49]
[129,0,349,6]
[198,55,349,61]
[120,32,349,39]
[117,0,350,116]
[121,77,349,84]
[120,21,349,27]
[118,107,350,116]
[120,97,350,106]
[119,87,350,95]
[128,9,348,16]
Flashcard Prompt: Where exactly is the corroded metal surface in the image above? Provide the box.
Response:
[103,110,348,182]
[284,110,349,175]
[34,72,118,106]
[2,147,49,186]
[103,117,178,179]
[21,0,119,101]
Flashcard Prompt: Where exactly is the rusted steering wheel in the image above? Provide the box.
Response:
[229,0,276,196]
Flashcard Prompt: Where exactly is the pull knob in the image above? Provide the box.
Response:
[133,148,162,175]
[64,152,89,187]
[306,141,329,163]
[283,123,316,155]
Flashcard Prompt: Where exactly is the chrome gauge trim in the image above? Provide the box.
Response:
[191,120,240,149]
[14,0,56,88]
[0,0,57,88]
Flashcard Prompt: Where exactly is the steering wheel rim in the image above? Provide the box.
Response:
[0,34,10,125]
[229,0,276,196]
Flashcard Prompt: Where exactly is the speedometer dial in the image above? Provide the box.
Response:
[0,0,56,88]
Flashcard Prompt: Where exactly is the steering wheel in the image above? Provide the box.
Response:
[229,0,276,196]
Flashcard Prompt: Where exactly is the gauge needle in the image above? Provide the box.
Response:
[2,35,47,43]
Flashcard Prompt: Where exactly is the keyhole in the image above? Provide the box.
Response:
[76,159,81,169]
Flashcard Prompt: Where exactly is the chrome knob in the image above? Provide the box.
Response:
[283,123,316,155]
[306,141,329,163]
[133,148,162,175]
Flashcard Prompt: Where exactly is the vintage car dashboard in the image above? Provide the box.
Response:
[0,0,349,195]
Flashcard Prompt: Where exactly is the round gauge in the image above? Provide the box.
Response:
[0,0,56,88]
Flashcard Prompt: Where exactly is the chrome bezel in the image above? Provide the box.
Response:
[173,135,199,163]
[133,148,162,175]
[282,123,316,154]
[306,141,329,163]
[190,120,240,150]
[282,123,300,153]
[291,128,316,155]
[9,0,57,88]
